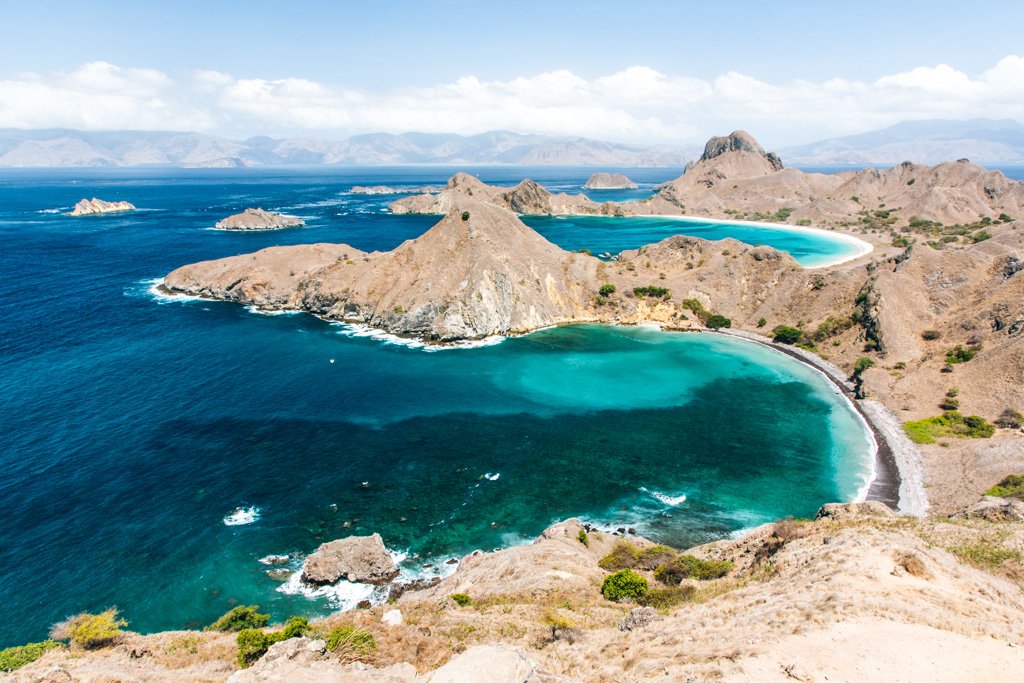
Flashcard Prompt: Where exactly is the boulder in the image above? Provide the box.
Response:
[302,533,399,586]
[618,606,658,632]
[229,638,418,682]
[215,208,304,230]
[950,496,1024,522]
[425,645,551,683]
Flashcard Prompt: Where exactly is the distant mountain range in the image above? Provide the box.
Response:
[0,129,695,168]
[779,118,1024,166]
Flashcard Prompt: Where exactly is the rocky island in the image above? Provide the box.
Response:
[67,197,135,216]
[583,172,638,189]
[349,185,441,195]
[214,208,304,231]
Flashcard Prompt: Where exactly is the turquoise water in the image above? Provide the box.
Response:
[0,167,874,646]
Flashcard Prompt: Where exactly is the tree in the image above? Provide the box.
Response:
[599,284,616,297]
[705,314,732,329]
[772,325,802,344]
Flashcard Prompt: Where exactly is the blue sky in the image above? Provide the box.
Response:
[2,0,1023,145]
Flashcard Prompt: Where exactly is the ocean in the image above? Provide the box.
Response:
[0,166,876,646]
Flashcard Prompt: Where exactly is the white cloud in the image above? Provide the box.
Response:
[0,57,1022,145]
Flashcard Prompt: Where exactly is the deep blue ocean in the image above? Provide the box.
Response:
[0,166,881,647]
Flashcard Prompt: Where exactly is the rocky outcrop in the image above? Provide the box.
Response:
[950,496,1024,522]
[583,172,637,189]
[215,208,304,230]
[301,533,399,586]
[67,198,135,216]
[699,130,784,171]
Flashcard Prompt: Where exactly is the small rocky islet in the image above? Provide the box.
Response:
[214,207,305,231]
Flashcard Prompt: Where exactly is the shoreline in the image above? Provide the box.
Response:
[717,328,923,515]
[150,279,916,514]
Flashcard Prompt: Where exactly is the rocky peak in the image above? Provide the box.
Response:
[700,130,783,171]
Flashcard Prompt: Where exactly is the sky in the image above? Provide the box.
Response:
[1,0,1023,147]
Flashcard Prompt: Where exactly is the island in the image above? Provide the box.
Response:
[214,208,305,231]
[67,198,135,216]
[349,185,441,195]
[583,172,638,189]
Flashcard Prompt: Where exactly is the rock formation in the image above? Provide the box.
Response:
[215,208,304,231]
[67,198,135,216]
[349,185,441,195]
[583,172,638,189]
[301,533,399,586]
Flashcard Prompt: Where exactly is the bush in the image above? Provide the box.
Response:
[904,412,996,444]
[945,345,976,364]
[324,625,376,656]
[680,298,709,322]
[279,617,310,639]
[853,357,875,375]
[772,325,803,344]
[633,285,670,299]
[985,474,1024,498]
[541,609,575,640]
[638,585,697,609]
[635,544,677,571]
[757,317,767,328]
[601,569,648,601]
[995,408,1023,429]
[206,605,270,632]
[921,329,941,340]
[971,229,992,243]
[0,641,61,672]
[50,609,127,650]
[460,211,470,221]
[939,396,960,411]
[577,529,589,546]
[654,555,733,584]
[598,284,616,297]
[705,314,732,329]
[450,593,472,607]
[236,629,271,668]
[998,213,1014,222]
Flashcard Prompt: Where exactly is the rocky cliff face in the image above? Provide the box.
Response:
[214,208,304,230]
[67,198,135,216]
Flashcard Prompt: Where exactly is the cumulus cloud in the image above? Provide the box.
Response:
[0,58,1022,145]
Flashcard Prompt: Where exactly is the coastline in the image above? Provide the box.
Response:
[653,214,875,269]
[717,328,923,515]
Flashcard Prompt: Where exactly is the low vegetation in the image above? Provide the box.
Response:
[637,585,697,609]
[945,345,977,364]
[577,529,589,546]
[705,314,732,329]
[772,325,803,344]
[205,605,270,632]
[598,540,675,571]
[598,283,616,297]
[995,408,1023,429]
[633,285,670,299]
[323,625,376,660]
[236,617,312,668]
[0,641,62,672]
[985,474,1024,498]
[654,555,734,584]
[904,411,996,444]
[450,593,472,607]
[49,609,127,650]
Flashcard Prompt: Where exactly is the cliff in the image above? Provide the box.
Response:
[67,198,135,216]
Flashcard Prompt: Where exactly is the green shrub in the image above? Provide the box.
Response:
[598,540,640,570]
[0,641,61,672]
[324,625,376,655]
[236,629,271,668]
[757,317,767,328]
[705,314,732,329]
[995,409,1023,429]
[654,555,733,584]
[50,609,127,650]
[971,229,992,243]
[279,617,310,639]
[939,396,960,411]
[680,298,709,321]
[450,593,472,607]
[985,474,1024,498]
[206,605,270,632]
[598,284,616,297]
[460,211,470,221]
[892,236,911,248]
[638,585,697,609]
[635,544,677,571]
[945,345,976,364]
[998,213,1014,222]
[904,412,996,444]
[633,285,670,299]
[601,569,648,601]
[577,529,589,546]
[853,357,875,375]
[772,325,803,344]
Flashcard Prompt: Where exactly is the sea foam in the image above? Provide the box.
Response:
[640,486,687,507]
[223,506,260,526]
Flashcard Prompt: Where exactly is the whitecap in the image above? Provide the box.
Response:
[37,208,67,214]
[142,277,208,304]
[224,506,260,526]
[258,554,290,565]
[245,305,299,316]
[276,571,377,610]
[640,486,687,507]
[483,472,500,481]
